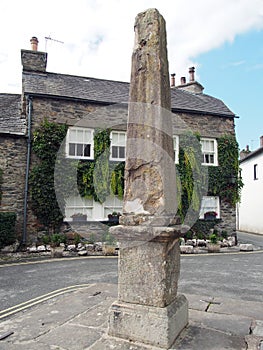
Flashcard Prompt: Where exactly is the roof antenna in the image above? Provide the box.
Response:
[45,36,64,51]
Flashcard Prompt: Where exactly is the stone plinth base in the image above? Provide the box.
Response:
[108,294,188,349]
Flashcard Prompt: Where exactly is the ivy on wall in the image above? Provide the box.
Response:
[77,128,124,202]
[30,119,68,232]
[0,168,3,204]
[30,123,125,231]
[207,134,243,206]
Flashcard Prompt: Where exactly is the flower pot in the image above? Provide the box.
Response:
[72,215,87,222]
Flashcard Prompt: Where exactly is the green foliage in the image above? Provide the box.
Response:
[208,134,243,206]
[176,132,206,221]
[32,118,68,161]
[209,233,218,244]
[50,233,67,247]
[0,168,3,204]
[0,212,16,249]
[77,128,124,202]
[30,120,68,232]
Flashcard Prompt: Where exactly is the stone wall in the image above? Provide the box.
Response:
[25,96,237,236]
[0,134,27,237]
[216,198,237,235]
[173,112,236,138]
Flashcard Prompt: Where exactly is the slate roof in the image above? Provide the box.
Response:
[23,72,235,117]
[0,94,26,136]
[240,146,263,163]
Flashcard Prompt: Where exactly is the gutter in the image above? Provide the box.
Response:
[22,95,32,245]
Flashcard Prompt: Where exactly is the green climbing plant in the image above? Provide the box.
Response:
[208,134,243,206]
[0,168,3,204]
[30,119,68,232]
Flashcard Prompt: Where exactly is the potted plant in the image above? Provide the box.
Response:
[204,211,218,220]
[71,213,87,222]
[107,211,121,224]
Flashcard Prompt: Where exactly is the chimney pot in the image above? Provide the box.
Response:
[30,36,39,51]
[260,136,263,147]
[180,77,186,85]
[189,67,195,82]
[170,73,175,87]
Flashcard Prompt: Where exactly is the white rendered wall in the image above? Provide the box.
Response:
[238,152,263,234]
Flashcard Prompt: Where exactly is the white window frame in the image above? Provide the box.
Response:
[65,195,94,221]
[200,138,218,166]
[103,195,123,220]
[199,196,220,219]
[66,127,94,159]
[173,135,179,164]
[110,131,126,161]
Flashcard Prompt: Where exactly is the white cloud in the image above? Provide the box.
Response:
[0,0,263,92]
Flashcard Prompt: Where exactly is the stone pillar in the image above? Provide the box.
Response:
[108,8,188,349]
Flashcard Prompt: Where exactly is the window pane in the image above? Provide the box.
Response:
[119,133,126,145]
[112,132,118,144]
[209,154,214,164]
[84,144,91,157]
[112,146,118,158]
[69,143,75,156]
[119,146,125,158]
[84,130,92,142]
[77,144,83,156]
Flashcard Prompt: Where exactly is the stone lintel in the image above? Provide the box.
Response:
[108,294,188,349]
[110,224,188,243]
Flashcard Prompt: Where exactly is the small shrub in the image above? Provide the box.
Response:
[50,233,67,247]
[209,233,218,244]
[0,212,16,249]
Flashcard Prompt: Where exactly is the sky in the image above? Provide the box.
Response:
[0,0,262,151]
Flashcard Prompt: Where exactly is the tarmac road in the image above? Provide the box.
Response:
[0,232,262,314]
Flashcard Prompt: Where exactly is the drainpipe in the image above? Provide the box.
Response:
[22,95,32,245]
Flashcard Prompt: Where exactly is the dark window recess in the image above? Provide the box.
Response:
[254,164,258,180]
[84,144,91,157]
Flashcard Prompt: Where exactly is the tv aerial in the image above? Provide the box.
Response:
[45,36,64,51]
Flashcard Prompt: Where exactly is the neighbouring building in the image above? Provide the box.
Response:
[0,37,240,243]
[237,136,263,235]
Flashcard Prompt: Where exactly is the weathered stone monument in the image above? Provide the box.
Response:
[108,8,188,349]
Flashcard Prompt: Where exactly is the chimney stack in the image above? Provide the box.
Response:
[260,136,263,147]
[170,73,175,87]
[21,36,47,73]
[189,67,195,82]
[180,77,186,85]
[30,36,39,51]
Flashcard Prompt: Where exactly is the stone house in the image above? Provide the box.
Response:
[237,136,263,235]
[0,37,238,242]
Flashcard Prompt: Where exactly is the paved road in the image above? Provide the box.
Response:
[0,232,262,313]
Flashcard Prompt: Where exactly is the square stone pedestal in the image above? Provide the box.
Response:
[108,294,188,349]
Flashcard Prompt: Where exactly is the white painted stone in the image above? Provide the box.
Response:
[228,237,236,246]
[37,245,46,252]
[180,245,194,254]
[185,239,194,246]
[67,244,76,251]
[239,243,254,251]
[28,246,37,252]
[197,239,206,247]
[78,250,88,256]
